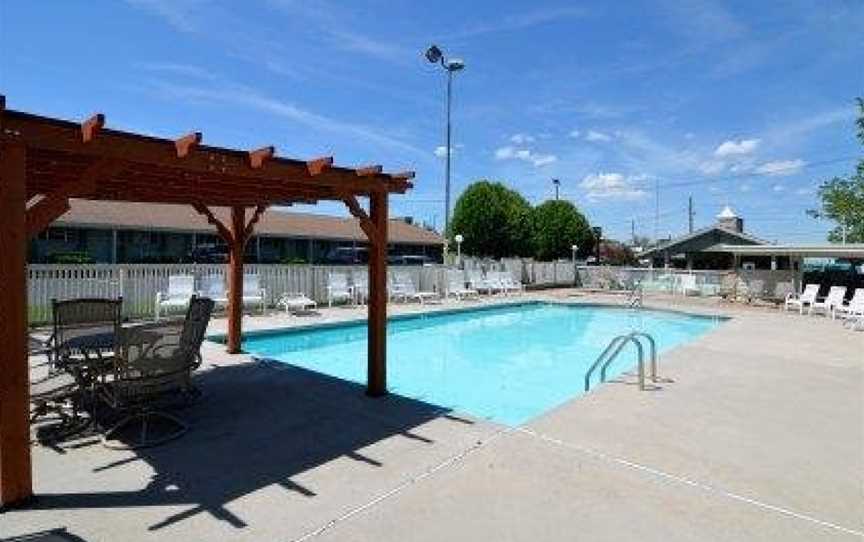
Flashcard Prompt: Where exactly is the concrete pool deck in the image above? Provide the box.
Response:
[5,291,863,541]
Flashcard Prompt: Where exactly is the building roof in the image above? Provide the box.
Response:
[710,244,864,258]
[640,225,768,258]
[53,199,444,245]
[716,205,738,219]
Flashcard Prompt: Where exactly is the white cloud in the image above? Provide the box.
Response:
[795,187,815,196]
[714,138,760,157]
[739,183,751,192]
[772,184,785,192]
[494,146,557,167]
[585,130,613,142]
[125,0,207,32]
[699,160,726,175]
[509,133,535,144]
[568,129,581,139]
[754,159,806,176]
[580,172,648,201]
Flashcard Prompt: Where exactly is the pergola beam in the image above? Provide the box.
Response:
[3,111,410,195]
[25,159,125,238]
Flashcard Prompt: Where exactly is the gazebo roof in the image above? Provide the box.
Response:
[2,99,414,209]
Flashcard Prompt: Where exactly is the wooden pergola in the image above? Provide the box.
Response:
[0,96,414,507]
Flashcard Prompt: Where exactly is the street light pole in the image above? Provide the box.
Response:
[425,44,464,236]
[553,178,560,201]
[445,67,453,231]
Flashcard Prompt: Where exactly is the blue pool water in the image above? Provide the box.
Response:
[238,302,722,425]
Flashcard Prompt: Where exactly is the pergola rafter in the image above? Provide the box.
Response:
[0,98,413,507]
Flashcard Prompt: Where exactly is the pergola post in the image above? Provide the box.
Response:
[0,142,33,507]
[226,206,246,354]
[367,191,388,396]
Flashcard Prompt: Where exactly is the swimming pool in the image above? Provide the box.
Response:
[236,302,723,425]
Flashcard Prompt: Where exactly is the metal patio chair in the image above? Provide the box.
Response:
[100,296,214,449]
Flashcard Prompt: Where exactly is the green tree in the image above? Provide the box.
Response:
[807,97,864,242]
[449,180,532,258]
[529,200,594,261]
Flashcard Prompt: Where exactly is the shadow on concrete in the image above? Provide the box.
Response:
[2,527,88,541]
[26,360,456,531]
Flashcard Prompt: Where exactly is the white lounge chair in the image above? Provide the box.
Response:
[242,274,267,314]
[836,288,864,323]
[809,286,846,318]
[326,273,352,307]
[155,275,195,320]
[200,275,229,307]
[467,270,500,295]
[784,283,819,314]
[390,272,437,304]
[351,273,369,305]
[494,271,524,295]
[445,270,479,301]
[200,274,266,313]
[678,274,700,297]
[277,292,317,314]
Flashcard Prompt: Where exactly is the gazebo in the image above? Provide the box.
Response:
[0,96,414,507]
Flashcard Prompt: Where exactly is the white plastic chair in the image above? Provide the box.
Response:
[327,273,352,307]
[277,292,317,315]
[390,271,437,304]
[784,283,819,314]
[200,275,229,307]
[836,288,864,323]
[155,275,195,320]
[445,270,479,301]
[242,274,267,314]
[810,286,847,318]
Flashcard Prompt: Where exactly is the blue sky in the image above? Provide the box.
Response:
[2,0,861,243]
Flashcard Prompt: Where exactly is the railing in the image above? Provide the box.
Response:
[584,331,658,392]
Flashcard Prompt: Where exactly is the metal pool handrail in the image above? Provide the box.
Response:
[584,331,657,392]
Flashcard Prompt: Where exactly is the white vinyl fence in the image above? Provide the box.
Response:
[27,263,450,324]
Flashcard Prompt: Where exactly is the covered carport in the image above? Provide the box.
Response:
[0,97,414,507]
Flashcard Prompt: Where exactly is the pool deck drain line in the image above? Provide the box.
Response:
[290,426,515,542]
[515,427,864,539]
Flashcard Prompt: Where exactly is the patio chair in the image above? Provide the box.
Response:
[277,292,318,314]
[784,283,819,314]
[200,274,266,313]
[835,288,864,322]
[100,296,214,449]
[200,275,229,307]
[467,270,499,295]
[351,272,369,305]
[51,297,123,375]
[155,274,195,320]
[809,285,846,318]
[242,274,267,314]
[678,274,700,297]
[445,270,479,301]
[326,272,352,307]
[497,271,525,295]
[389,271,438,303]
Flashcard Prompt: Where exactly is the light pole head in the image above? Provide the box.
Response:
[455,234,464,244]
[572,244,579,252]
[445,58,465,71]
[553,178,560,186]
[425,45,443,64]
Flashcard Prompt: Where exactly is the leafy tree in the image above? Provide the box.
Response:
[449,180,532,258]
[807,97,864,242]
[529,200,594,261]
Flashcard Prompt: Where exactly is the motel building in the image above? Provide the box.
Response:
[28,199,445,265]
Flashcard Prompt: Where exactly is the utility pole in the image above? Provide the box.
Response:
[688,195,694,233]
[631,218,636,246]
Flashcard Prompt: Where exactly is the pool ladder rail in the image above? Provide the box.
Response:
[584,331,669,392]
